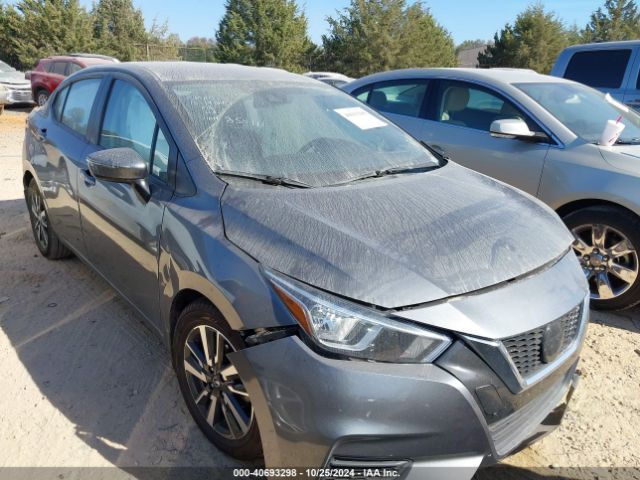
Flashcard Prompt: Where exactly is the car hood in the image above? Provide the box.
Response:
[0,71,29,86]
[599,144,640,176]
[221,163,573,309]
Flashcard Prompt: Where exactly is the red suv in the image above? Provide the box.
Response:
[27,53,118,106]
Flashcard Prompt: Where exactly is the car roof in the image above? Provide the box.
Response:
[42,55,118,66]
[82,61,316,85]
[344,67,573,91]
[560,40,640,52]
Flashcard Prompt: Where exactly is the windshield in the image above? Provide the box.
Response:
[170,80,438,187]
[516,82,640,144]
[0,61,16,73]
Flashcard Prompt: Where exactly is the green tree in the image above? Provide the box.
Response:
[185,37,217,62]
[92,0,147,61]
[322,0,456,78]
[1,0,93,70]
[479,4,570,74]
[145,18,182,60]
[583,0,640,41]
[215,0,311,72]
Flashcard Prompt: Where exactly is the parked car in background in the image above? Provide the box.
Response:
[345,68,640,310]
[551,41,640,109]
[27,53,118,106]
[303,71,354,88]
[0,59,34,113]
[23,62,588,477]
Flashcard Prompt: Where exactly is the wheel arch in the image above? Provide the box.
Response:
[556,198,640,221]
[167,275,245,348]
[23,170,34,190]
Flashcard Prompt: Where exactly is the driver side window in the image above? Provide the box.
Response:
[100,80,170,182]
[435,80,536,132]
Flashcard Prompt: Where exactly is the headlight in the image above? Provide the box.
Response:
[265,269,451,363]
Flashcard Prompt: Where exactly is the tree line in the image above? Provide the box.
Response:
[1,0,640,75]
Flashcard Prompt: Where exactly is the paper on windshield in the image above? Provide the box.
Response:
[605,93,629,113]
[334,107,388,130]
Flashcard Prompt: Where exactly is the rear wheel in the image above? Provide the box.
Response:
[26,179,71,259]
[563,205,640,310]
[173,300,262,460]
[36,89,49,107]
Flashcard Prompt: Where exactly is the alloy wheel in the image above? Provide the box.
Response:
[183,325,254,440]
[571,223,638,300]
[30,189,48,251]
[37,92,48,107]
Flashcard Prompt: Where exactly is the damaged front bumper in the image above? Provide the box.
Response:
[229,333,581,479]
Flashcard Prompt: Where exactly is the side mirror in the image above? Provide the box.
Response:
[490,118,535,139]
[25,71,32,80]
[87,148,150,200]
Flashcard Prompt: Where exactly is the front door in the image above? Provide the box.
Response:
[78,77,174,326]
[420,79,551,196]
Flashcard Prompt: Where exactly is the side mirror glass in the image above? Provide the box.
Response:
[87,147,147,182]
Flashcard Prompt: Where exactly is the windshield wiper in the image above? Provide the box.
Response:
[214,170,312,188]
[338,162,441,185]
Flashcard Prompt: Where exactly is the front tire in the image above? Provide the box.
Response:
[172,300,262,460]
[563,205,640,311]
[26,179,72,259]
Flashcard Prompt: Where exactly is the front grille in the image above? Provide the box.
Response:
[503,304,582,378]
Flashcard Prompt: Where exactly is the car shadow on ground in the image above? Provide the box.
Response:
[0,198,255,476]
[1,196,638,478]
[591,306,640,335]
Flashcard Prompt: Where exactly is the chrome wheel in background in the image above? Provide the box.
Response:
[183,325,254,440]
[572,223,638,300]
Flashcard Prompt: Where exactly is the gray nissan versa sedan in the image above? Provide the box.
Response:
[23,62,589,478]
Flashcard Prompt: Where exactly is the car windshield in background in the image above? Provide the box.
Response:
[170,80,438,187]
[516,82,640,144]
[0,61,15,73]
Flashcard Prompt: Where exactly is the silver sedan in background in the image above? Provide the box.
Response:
[344,68,640,311]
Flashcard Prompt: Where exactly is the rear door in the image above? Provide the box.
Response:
[420,79,551,196]
[45,61,69,93]
[28,77,104,255]
[78,75,175,326]
[562,47,636,103]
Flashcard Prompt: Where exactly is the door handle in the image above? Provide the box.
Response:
[82,169,96,187]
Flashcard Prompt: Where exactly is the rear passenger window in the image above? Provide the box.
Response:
[565,50,631,88]
[100,80,169,181]
[60,79,101,136]
[367,81,428,118]
[67,63,82,75]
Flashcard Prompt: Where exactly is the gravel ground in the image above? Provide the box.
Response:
[1,108,639,480]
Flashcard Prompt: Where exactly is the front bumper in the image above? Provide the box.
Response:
[0,85,34,105]
[230,333,581,478]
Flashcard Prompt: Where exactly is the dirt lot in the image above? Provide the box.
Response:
[1,108,639,479]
